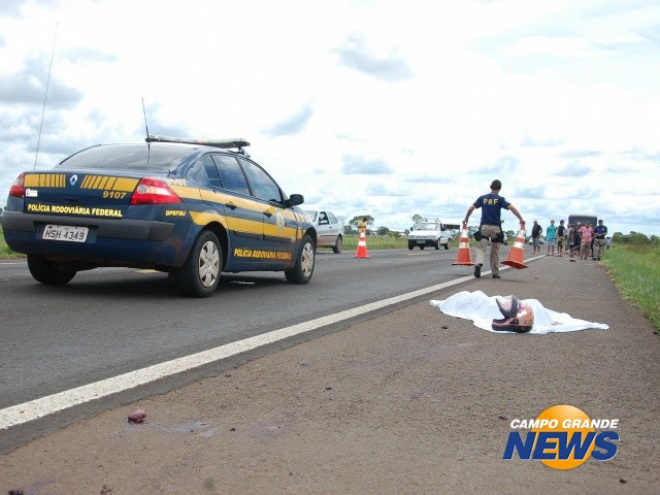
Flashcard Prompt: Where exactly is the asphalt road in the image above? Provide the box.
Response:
[0,246,491,411]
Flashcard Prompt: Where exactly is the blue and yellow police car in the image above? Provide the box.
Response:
[2,135,317,297]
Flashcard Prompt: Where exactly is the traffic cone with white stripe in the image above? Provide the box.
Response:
[354,230,369,258]
[502,227,528,269]
[452,227,474,266]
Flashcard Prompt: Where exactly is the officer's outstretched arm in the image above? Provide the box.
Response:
[508,204,525,228]
[464,205,476,226]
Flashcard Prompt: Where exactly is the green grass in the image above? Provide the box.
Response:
[341,235,462,251]
[341,234,408,250]
[0,226,18,259]
[601,244,660,332]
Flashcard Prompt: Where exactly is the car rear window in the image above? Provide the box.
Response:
[56,144,193,171]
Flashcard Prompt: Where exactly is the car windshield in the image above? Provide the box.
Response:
[415,223,438,231]
[305,210,318,222]
[56,143,194,171]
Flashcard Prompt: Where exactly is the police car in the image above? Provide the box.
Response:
[2,135,317,297]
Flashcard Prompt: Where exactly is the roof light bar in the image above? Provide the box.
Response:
[146,134,250,150]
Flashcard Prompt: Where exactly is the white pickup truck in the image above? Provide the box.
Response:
[408,221,451,250]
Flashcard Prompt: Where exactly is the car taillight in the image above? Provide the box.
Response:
[9,172,26,198]
[130,178,182,205]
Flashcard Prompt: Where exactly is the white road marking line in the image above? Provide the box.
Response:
[0,256,543,430]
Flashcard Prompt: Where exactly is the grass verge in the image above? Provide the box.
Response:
[0,226,19,259]
[601,244,660,332]
[341,235,408,251]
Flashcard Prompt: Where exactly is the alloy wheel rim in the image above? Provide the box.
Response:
[198,241,220,287]
[300,243,314,277]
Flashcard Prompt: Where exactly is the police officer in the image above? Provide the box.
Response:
[463,179,525,279]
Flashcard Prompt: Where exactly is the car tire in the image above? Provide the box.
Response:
[177,230,222,297]
[285,234,315,284]
[332,235,343,254]
[27,254,76,285]
[443,243,449,250]
[420,245,425,250]
[434,241,440,250]
[408,243,414,250]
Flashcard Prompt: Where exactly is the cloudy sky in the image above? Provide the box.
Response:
[1,0,659,235]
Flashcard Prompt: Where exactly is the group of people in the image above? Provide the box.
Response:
[463,179,608,280]
[530,219,608,261]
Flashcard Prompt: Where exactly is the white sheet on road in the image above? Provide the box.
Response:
[430,290,609,334]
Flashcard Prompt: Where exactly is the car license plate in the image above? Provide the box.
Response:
[416,240,425,244]
[42,224,89,243]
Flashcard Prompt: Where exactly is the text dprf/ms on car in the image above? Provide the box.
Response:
[2,136,317,297]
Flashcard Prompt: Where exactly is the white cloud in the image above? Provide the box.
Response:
[0,0,659,236]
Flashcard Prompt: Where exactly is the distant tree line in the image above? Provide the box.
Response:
[612,232,659,246]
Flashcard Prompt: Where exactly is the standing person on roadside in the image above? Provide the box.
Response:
[546,219,558,257]
[531,220,543,254]
[463,179,525,279]
[556,220,566,257]
[358,216,367,234]
[593,219,608,260]
[570,222,582,258]
[578,221,594,260]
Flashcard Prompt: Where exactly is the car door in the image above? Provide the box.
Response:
[237,157,298,266]
[207,154,264,262]
[326,211,341,243]
[316,210,332,247]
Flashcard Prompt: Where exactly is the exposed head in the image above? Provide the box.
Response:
[490,179,502,192]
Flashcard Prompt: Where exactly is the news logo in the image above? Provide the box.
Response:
[503,404,620,470]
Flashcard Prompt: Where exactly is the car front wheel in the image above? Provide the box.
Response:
[27,254,76,285]
[177,230,222,297]
[285,234,315,284]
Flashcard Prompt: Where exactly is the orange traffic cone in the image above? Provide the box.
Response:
[452,228,474,266]
[502,228,528,269]
[354,230,369,258]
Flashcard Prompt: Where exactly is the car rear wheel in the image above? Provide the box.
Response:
[285,234,315,284]
[27,254,77,285]
[332,235,343,254]
[177,230,222,297]
[434,241,440,250]
[444,243,449,250]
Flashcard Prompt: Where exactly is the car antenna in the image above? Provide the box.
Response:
[141,96,152,162]
[141,96,150,139]
[34,23,58,171]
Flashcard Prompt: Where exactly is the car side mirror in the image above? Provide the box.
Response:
[286,193,304,207]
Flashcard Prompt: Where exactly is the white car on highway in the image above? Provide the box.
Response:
[408,221,451,250]
[306,210,343,253]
